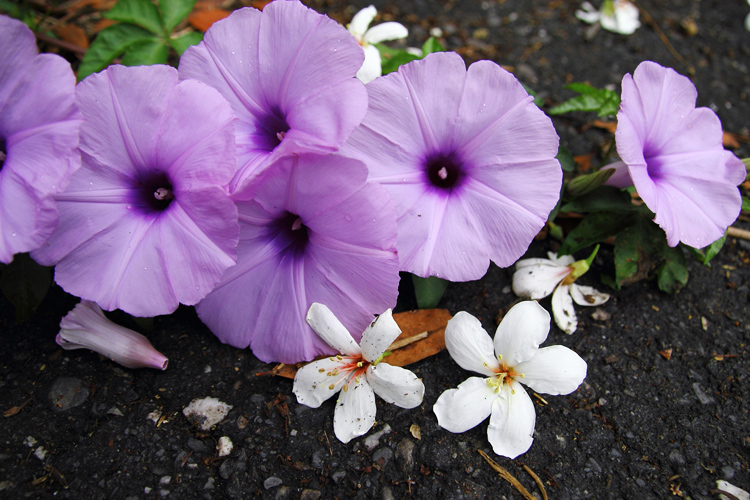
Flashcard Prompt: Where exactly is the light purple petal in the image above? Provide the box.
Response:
[196,154,399,363]
[366,363,424,408]
[179,2,367,187]
[494,301,550,366]
[32,64,238,316]
[616,61,745,248]
[58,301,168,370]
[0,17,81,262]
[333,375,376,443]
[487,383,535,459]
[433,376,496,433]
[444,311,499,376]
[601,160,634,188]
[342,52,561,280]
[515,345,587,395]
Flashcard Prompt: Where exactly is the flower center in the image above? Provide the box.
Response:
[424,152,463,189]
[487,362,522,394]
[134,172,174,213]
[257,106,290,152]
[323,355,371,392]
[273,211,309,254]
[0,137,6,171]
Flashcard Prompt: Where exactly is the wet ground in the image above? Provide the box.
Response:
[1,0,749,498]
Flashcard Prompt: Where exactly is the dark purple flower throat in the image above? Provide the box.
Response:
[258,107,290,151]
[425,152,463,190]
[273,211,309,254]
[134,172,174,213]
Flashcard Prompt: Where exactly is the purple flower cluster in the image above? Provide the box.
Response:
[3,2,744,366]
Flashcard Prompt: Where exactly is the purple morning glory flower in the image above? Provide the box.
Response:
[341,52,562,282]
[32,65,239,317]
[606,61,746,248]
[196,153,400,364]
[0,15,82,263]
[178,0,368,192]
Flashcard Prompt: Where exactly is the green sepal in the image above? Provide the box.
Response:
[687,232,726,267]
[566,168,615,198]
[411,274,449,309]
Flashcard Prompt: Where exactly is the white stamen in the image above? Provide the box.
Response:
[437,166,448,180]
[291,217,303,231]
[154,187,173,201]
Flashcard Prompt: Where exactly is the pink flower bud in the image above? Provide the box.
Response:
[57,301,168,370]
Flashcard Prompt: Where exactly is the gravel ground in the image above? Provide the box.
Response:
[1,0,749,499]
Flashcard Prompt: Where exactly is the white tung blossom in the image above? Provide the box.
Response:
[576,0,641,35]
[347,5,409,83]
[512,248,610,334]
[433,302,587,458]
[293,303,425,443]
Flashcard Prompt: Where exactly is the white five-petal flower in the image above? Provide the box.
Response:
[293,303,425,443]
[433,302,587,458]
[576,0,641,35]
[512,248,610,334]
[347,5,409,83]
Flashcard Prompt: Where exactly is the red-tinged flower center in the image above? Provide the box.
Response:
[487,362,522,393]
[424,152,463,190]
[323,355,371,392]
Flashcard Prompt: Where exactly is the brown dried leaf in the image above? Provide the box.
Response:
[3,406,22,418]
[592,119,617,133]
[659,349,672,361]
[723,131,740,149]
[188,9,231,32]
[53,24,89,50]
[573,154,592,172]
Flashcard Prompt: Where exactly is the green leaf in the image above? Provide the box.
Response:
[121,38,169,66]
[169,31,203,56]
[559,212,637,256]
[0,0,22,18]
[377,46,420,75]
[78,24,157,81]
[105,0,164,35]
[560,186,636,213]
[421,37,445,55]
[0,254,52,323]
[556,145,575,173]
[565,169,615,198]
[742,196,750,212]
[549,82,620,117]
[412,274,449,309]
[613,218,661,288]
[687,232,726,266]
[158,0,196,33]
[656,246,688,293]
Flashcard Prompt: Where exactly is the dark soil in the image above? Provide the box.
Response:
[1,1,749,499]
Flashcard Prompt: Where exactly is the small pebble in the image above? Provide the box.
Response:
[264,477,283,489]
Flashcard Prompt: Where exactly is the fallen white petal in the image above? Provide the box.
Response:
[182,397,233,431]
[552,284,578,334]
[570,284,610,307]
[333,375,376,443]
[575,2,601,24]
[487,383,536,459]
[306,303,361,357]
[217,436,233,457]
[293,357,347,408]
[444,312,498,376]
[717,480,750,500]
[494,301,550,366]
[367,363,424,409]
[512,263,571,300]
[364,22,409,44]
[360,309,401,362]
[349,5,376,37]
[357,45,383,84]
[433,376,496,433]
[515,345,588,395]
